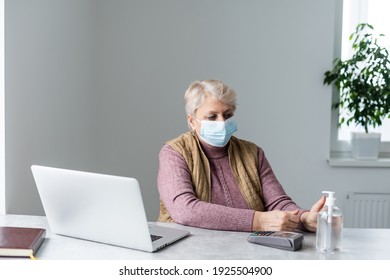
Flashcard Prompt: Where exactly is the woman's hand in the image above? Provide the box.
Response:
[300,196,326,232]
[252,210,301,232]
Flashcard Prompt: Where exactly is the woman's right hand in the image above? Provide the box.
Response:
[252,210,300,232]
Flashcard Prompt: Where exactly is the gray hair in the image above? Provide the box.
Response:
[184,80,237,115]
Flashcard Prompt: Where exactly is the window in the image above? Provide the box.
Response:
[330,0,390,160]
[339,0,390,142]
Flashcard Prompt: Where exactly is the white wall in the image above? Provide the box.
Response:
[5,0,95,214]
[5,0,390,221]
[0,0,5,215]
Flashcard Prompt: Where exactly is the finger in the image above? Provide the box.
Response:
[311,196,326,212]
[285,221,299,231]
[287,209,299,215]
[287,209,299,221]
[286,210,300,223]
[274,222,298,232]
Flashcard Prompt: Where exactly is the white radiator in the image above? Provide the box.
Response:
[344,192,390,228]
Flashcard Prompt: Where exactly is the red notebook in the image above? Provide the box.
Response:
[0,226,46,259]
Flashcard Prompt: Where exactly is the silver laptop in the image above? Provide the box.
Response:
[31,165,190,252]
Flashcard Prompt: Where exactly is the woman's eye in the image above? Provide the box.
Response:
[224,113,234,119]
[206,115,217,120]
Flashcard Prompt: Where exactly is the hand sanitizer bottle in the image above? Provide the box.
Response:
[316,191,343,252]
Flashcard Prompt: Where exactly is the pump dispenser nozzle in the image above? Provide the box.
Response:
[322,191,335,223]
[322,191,336,205]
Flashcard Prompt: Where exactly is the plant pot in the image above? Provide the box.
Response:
[351,132,381,159]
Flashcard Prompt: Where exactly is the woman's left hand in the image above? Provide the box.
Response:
[300,196,326,232]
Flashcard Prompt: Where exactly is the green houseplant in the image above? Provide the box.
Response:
[324,23,390,159]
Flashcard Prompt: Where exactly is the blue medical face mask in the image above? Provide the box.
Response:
[193,116,238,147]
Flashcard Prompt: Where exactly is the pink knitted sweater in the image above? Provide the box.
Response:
[157,138,307,232]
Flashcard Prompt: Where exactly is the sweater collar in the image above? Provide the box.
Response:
[197,136,229,159]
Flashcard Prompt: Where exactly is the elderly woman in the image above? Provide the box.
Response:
[157,80,324,232]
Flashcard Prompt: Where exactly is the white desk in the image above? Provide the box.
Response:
[1,214,389,260]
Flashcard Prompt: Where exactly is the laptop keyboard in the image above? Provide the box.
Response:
[150,234,163,242]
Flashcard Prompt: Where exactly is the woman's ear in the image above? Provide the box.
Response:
[187,114,196,132]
